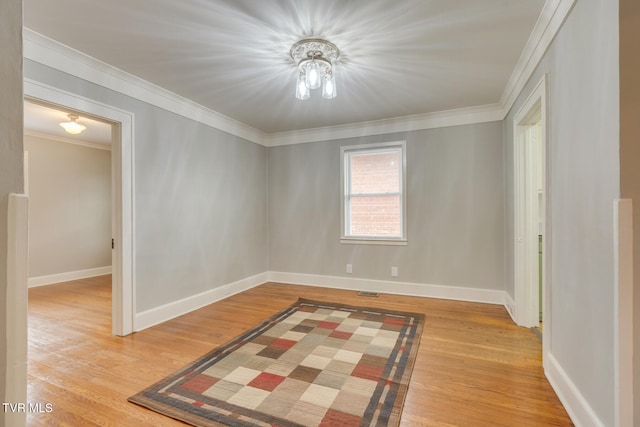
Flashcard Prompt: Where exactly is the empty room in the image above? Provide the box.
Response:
[2,0,639,426]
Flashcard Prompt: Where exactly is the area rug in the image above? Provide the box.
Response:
[128,298,424,427]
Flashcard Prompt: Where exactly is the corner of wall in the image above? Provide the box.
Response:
[504,292,516,323]
[546,354,607,427]
[134,272,269,332]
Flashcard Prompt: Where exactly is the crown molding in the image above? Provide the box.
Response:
[24,129,112,151]
[23,0,574,148]
[499,0,576,117]
[265,104,505,147]
[23,29,267,146]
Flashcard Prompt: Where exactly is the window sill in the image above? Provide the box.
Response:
[340,238,407,246]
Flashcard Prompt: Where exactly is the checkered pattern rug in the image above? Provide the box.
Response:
[129,298,424,426]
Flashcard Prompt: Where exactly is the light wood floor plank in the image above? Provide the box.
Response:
[27,275,572,426]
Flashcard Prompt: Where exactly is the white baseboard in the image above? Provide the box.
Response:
[28,266,112,287]
[545,353,606,427]
[134,272,269,332]
[504,292,516,323]
[122,269,610,427]
[268,271,506,305]
[133,270,507,334]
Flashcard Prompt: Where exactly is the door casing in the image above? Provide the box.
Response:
[513,75,549,364]
[24,79,135,336]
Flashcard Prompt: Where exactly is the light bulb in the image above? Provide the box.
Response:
[305,60,321,90]
[296,73,310,100]
[322,72,336,99]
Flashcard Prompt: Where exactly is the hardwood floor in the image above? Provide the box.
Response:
[27,275,572,426]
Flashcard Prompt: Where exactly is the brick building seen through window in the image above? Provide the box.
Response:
[344,144,404,240]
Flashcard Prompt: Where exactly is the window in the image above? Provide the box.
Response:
[341,141,407,245]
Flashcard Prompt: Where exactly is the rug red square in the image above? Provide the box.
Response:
[181,374,218,394]
[248,372,286,392]
[271,338,297,350]
[320,408,362,426]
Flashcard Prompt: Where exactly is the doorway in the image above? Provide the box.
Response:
[24,101,113,289]
[513,76,548,349]
[24,79,135,336]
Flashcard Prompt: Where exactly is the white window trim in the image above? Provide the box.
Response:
[340,141,407,246]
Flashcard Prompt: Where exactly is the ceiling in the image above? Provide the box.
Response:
[23,0,545,139]
[24,101,113,146]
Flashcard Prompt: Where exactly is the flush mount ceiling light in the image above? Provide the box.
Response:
[290,38,339,100]
[60,113,87,135]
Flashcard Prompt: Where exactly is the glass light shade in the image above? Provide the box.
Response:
[295,73,310,100]
[60,117,86,135]
[305,60,321,90]
[290,39,339,100]
[322,73,337,99]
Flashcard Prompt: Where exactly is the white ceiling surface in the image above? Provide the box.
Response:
[24,102,113,146]
[23,0,544,137]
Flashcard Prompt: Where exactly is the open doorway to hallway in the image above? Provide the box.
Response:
[24,79,136,337]
[513,76,548,353]
[23,100,114,292]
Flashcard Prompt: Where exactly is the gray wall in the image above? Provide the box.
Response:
[25,135,112,278]
[0,0,24,422]
[504,1,619,424]
[268,123,505,290]
[24,60,268,313]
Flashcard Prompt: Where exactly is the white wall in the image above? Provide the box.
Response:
[504,1,619,425]
[25,134,111,282]
[0,0,24,424]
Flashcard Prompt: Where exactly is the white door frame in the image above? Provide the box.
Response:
[24,79,135,336]
[513,75,549,358]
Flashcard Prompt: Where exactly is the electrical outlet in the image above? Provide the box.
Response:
[346,264,353,274]
[391,266,398,277]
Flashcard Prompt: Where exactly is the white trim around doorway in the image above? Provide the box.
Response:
[24,79,135,336]
[512,75,549,360]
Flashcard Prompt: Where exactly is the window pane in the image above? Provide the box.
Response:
[341,142,405,242]
[350,195,401,236]
[350,151,400,194]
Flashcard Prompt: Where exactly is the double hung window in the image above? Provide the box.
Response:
[340,141,407,244]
